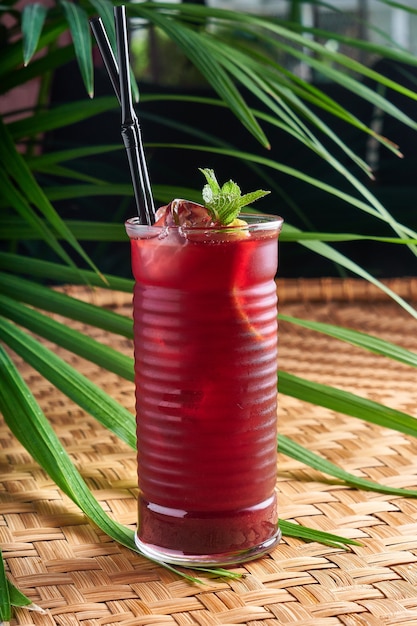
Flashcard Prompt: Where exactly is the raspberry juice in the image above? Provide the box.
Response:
[126,212,283,565]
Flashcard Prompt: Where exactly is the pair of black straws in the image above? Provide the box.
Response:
[90,6,155,226]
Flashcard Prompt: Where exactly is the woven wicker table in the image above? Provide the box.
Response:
[1,278,417,626]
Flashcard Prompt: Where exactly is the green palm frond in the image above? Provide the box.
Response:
[21,3,47,66]
[60,0,94,97]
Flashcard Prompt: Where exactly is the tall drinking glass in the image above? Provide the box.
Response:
[126,211,283,566]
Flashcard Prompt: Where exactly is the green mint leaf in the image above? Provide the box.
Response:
[238,190,271,208]
[201,168,221,195]
[221,179,241,197]
[199,168,270,225]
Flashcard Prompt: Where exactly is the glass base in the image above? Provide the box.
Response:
[135,526,281,567]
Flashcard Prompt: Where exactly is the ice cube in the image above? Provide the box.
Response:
[154,199,213,229]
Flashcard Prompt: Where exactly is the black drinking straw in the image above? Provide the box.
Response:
[90,17,121,102]
[90,9,155,225]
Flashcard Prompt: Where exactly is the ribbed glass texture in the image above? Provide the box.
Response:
[127,214,282,564]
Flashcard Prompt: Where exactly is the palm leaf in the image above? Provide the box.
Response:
[280,371,417,438]
[7,578,32,609]
[15,83,415,256]
[0,548,11,623]
[0,316,136,447]
[279,435,417,498]
[150,2,417,120]
[279,314,417,368]
[0,295,134,381]
[280,224,417,318]
[27,135,417,260]
[0,272,132,337]
[0,344,135,549]
[2,45,74,94]
[8,96,117,141]
[31,162,108,185]
[140,94,416,251]
[225,40,401,166]
[0,120,104,278]
[190,37,416,254]
[21,2,48,66]
[261,7,417,107]
[44,182,135,201]
[136,5,269,148]
[278,520,357,548]
[0,253,133,292]
[60,0,93,98]
[25,143,122,168]
[296,21,417,67]
[280,229,417,245]
[0,19,67,79]
[149,141,417,237]
[0,167,77,268]
[197,31,381,174]
[272,42,417,127]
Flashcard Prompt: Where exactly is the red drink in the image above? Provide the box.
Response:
[126,211,283,565]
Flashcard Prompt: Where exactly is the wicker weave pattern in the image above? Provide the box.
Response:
[1,281,417,625]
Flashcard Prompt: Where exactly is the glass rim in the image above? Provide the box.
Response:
[125,213,283,238]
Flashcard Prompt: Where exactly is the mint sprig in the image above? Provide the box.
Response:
[199,168,270,225]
